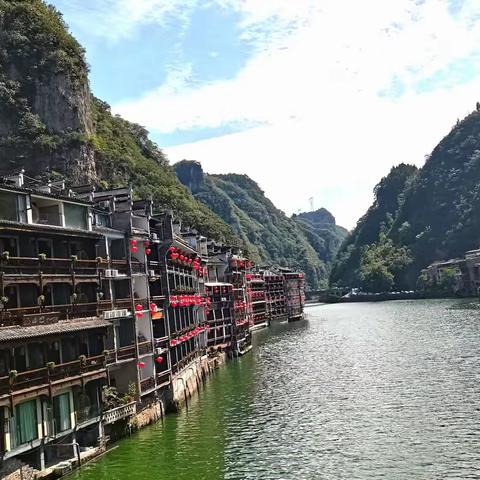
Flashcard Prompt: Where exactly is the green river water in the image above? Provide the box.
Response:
[69,299,480,479]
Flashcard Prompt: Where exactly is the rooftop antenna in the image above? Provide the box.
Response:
[309,197,314,211]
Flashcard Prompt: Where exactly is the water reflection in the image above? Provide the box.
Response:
[70,300,480,479]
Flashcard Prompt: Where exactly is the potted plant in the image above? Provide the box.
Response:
[8,370,18,385]
[1,251,9,261]
[46,361,56,371]
[38,253,47,261]
[70,255,78,263]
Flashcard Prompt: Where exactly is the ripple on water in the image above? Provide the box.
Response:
[69,299,480,480]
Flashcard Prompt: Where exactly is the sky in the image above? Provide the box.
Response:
[50,0,480,229]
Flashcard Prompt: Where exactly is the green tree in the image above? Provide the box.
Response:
[359,231,412,292]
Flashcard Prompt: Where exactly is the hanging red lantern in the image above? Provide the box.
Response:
[135,304,143,311]
[136,311,143,318]
[149,303,157,312]
[170,339,177,346]
[130,239,138,246]
[168,246,176,252]
[155,356,164,364]
[145,248,151,255]
[131,246,138,253]
[137,361,145,368]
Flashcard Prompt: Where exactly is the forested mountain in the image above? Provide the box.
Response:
[331,108,480,291]
[0,0,236,244]
[175,160,347,289]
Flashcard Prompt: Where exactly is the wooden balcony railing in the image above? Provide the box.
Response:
[0,354,106,396]
[0,257,102,277]
[105,345,136,365]
[140,376,155,393]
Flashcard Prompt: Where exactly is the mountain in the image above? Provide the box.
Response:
[293,209,348,265]
[330,164,418,288]
[0,0,237,245]
[332,108,480,291]
[175,160,347,289]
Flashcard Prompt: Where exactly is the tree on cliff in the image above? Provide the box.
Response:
[359,231,412,292]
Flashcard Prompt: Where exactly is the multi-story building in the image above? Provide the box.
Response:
[0,173,112,471]
[0,172,306,474]
[282,269,306,321]
[248,274,267,330]
[227,254,252,355]
[262,270,287,321]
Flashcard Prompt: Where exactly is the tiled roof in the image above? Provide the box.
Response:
[0,318,111,342]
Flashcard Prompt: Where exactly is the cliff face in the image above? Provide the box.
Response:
[0,0,96,183]
[174,160,348,289]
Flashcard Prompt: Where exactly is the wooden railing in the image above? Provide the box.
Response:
[140,376,155,393]
[0,257,102,277]
[0,297,135,327]
[0,355,106,396]
[105,345,136,365]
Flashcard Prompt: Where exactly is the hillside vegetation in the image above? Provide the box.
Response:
[331,109,480,290]
[175,161,348,288]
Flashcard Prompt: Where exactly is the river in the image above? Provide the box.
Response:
[69,299,480,479]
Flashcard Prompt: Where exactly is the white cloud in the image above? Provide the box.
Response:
[110,0,480,228]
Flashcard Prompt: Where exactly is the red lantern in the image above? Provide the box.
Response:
[131,246,138,253]
[135,304,143,311]
[155,356,164,364]
[168,246,176,252]
[137,361,145,368]
[170,339,177,346]
[130,239,138,246]
[145,248,151,255]
[136,311,143,318]
[149,303,157,312]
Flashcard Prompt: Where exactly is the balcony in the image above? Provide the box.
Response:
[103,402,136,425]
[105,345,136,365]
[0,257,101,280]
[0,355,106,397]
[0,301,106,327]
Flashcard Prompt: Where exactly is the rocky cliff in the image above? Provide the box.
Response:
[0,0,96,183]
[0,0,237,245]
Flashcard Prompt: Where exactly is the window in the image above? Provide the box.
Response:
[0,237,18,257]
[0,191,19,221]
[64,203,87,230]
[14,400,38,445]
[53,393,71,433]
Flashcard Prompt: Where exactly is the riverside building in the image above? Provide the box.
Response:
[0,172,305,477]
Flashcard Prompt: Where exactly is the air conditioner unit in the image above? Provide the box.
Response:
[104,269,113,277]
[149,270,155,277]
[151,233,158,240]
[117,309,129,318]
[103,310,115,320]
[111,269,119,277]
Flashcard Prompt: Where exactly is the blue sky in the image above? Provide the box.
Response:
[51,0,480,228]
